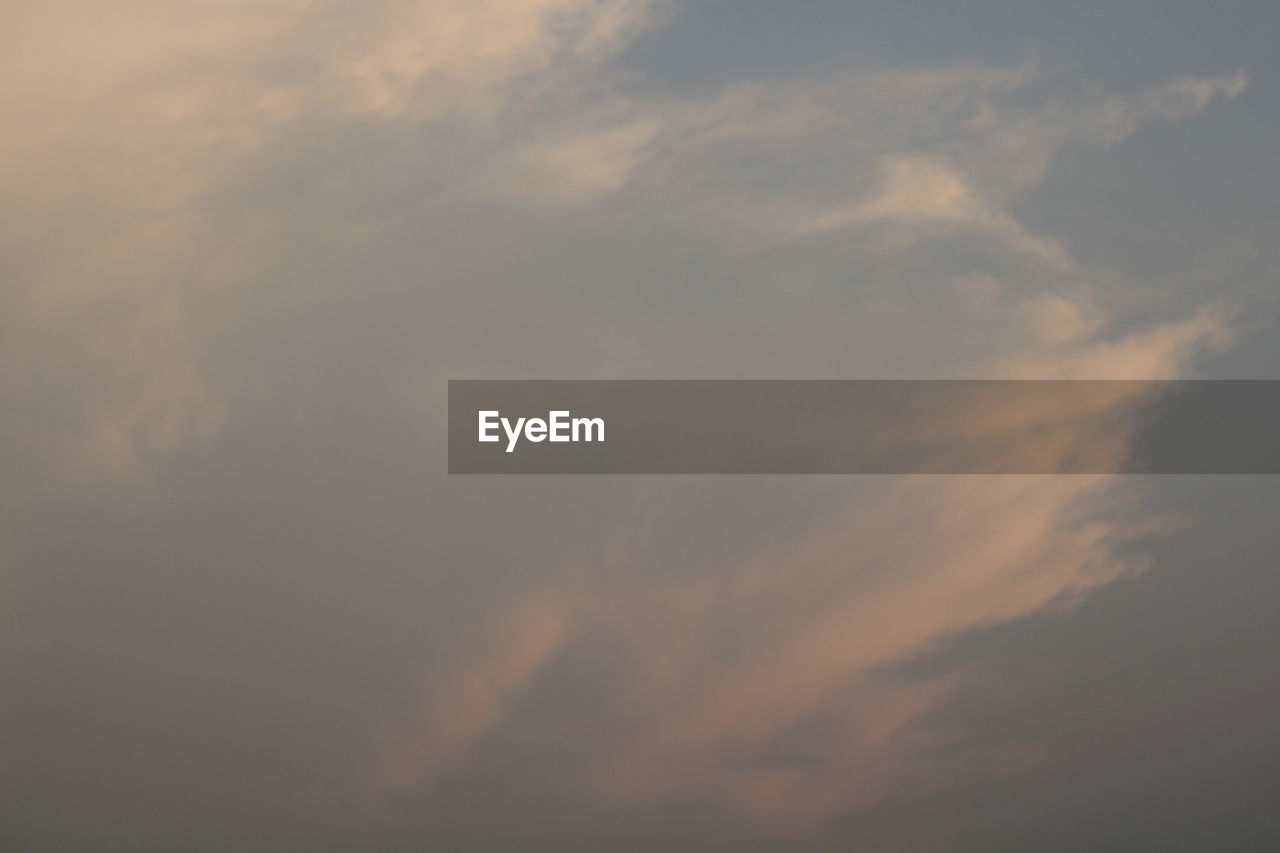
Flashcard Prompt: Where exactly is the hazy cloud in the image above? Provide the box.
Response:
[0,2,1263,850]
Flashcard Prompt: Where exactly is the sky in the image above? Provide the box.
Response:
[2,2,1278,850]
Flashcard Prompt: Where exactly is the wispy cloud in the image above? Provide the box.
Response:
[0,2,1257,849]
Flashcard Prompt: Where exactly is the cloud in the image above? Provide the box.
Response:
[366,589,574,813]
[351,471,1156,836]
[796,155,1075,271]
[479,116,662,204]
[0,0,668,486]
[0,1,1257,849]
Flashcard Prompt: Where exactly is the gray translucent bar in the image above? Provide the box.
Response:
[448,380,1280,474]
